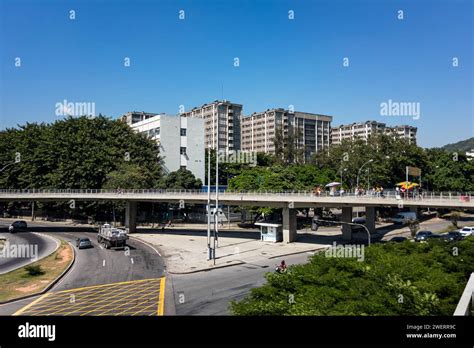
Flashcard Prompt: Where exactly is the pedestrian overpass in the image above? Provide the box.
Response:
[1,189,472,242]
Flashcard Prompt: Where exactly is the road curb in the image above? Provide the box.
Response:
[267,246,330,259]
[167,246,332,275]
[166,260,246,275]
[129,236,162,256]
[0,240,76,305]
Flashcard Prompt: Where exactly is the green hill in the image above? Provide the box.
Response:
[440,137,474,153]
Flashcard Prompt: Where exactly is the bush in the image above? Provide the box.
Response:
[24,265,44,276]
[231,238,474,316]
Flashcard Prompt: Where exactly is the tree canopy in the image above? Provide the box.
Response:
[0,116,162,189]
[231,238,474,315]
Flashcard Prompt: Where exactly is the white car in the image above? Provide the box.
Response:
[391,212,417,224]
[458,226,474,237]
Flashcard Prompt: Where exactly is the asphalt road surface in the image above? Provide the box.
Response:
[0,221,58,274]
[0,220,165,315]
[169,252,312,315]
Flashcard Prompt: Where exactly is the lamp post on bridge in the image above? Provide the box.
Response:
[357,159,373,192]
[313,220,371,246]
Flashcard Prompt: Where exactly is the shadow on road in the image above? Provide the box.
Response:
[135,227,262,240]
[0,226,97,233]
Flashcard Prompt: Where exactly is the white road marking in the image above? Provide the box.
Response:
[102,259,106,267]
[129,236,161,256]
[99,245,103,250]
[131,258,134,264]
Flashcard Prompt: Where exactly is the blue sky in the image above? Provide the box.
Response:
[0,0,472,147]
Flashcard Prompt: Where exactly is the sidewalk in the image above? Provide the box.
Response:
[133,227,336,274]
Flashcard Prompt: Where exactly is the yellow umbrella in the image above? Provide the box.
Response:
[396,181,413,186]
[407,183,420,189]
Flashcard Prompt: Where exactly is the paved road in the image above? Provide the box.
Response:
[0,221,58,274]
[169,252,311,315]
[169,217,464,315]
[0,220,165,315]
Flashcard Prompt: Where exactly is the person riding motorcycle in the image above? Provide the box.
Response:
[275,260,287,273]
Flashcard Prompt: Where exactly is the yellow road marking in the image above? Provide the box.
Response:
[13,292,52,316]
[103,286,160,316]
[15,278,165,316]
[78,283,159,316]
[31,279,162,315]
[158,277,166,316]
[58,278,159,293]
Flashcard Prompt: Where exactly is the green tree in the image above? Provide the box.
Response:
[158,168,202,190]
[231,238,474,316]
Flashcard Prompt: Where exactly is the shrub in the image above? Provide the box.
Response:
[24,265,44,276]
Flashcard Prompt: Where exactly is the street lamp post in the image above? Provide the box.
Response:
[313,220,371,246]
[357,159,373,191]
[207,146,212,260]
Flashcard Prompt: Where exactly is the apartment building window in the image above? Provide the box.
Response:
[180,165,187,170]
[180,128,187,136]
[180,147,187,155]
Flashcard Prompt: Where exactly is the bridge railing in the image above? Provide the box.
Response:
[0,188,472,202]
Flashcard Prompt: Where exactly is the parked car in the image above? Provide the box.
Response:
[426,234,443,241]
[391,212,417,224]
[350,217,366,233]
[311,215,336,230]
[8,220,28,233]
[414,230,433,242]
[76,237,92,249]
[442,231,464,242]
[389,236,407,243]
[458,226,474,237]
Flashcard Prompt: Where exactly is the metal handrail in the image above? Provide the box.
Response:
[0,188,472,201]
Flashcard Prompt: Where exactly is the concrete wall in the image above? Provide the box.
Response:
[129,114,204,182]
[185,117,205,182]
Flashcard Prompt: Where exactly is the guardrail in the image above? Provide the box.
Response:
[0,188,472,202]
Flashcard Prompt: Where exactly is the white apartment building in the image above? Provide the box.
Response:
[331,121,417,145]
[180,100,242,153]
[121,112,205,182]
[241,109,332,160]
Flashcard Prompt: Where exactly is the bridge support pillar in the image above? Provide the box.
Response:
[341,207,353,241]
[282,207,297,243]
[365,207,376,233]
[125,201,137,233]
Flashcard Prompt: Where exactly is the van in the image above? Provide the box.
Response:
[391,212,417,224]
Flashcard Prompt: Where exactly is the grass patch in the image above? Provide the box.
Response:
[0,240,73,302]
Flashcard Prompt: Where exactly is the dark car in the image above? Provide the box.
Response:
[76,237,92,249]
[442,231,464,242]
[8,220,27,233]
[350,217,366,233]
[426,234,443,240]
[311,216,336,230]
[389,236,408,243]
[414,230,433,242]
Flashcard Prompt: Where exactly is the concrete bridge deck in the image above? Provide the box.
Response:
[1,189,472,243]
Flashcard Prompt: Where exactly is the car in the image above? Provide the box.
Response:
[76,237,92,249]
[391,212,417,224]
[350,217,366,233]
[389,236,408,243]
[426,234,443,240]
[458,226,474,237]
[414,230,433,242]
[8,220,28,233]
[442,231,464,242]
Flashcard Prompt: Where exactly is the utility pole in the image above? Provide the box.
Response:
[215,141,219,259]
[207,146,212,260]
